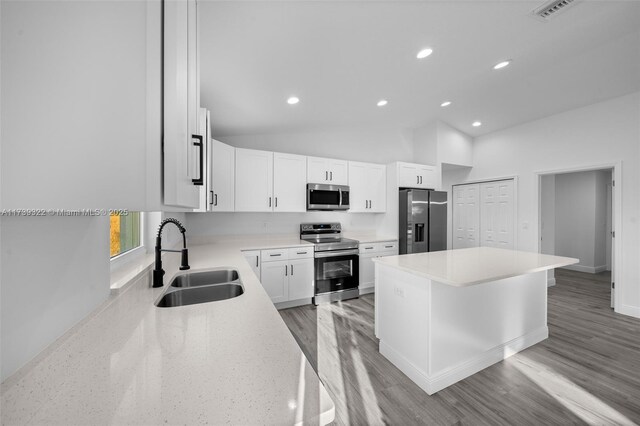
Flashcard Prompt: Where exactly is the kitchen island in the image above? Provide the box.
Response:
[373,247,578,395]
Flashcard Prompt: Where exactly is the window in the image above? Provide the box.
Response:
[110,211,141,258]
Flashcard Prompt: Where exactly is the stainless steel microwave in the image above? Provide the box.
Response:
[307,184,350,211]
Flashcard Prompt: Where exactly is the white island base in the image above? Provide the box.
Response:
[374,247,578,395]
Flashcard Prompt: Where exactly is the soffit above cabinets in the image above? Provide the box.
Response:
[199,1,640,137]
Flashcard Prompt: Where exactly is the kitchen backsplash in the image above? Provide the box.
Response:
[185,211,382,237]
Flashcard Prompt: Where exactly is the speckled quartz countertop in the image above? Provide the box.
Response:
[1,235,334,425]
[374,246,578,287]
[342,231,397,243]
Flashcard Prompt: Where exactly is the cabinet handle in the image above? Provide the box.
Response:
[269,197,272,207]
[214,193,218,206]
[285,265,288,276]
[365,247,374,250]
[275,197,278,208]
[256,256,259,267]
[297,251,307,255]
[270,253,281,257]
[419,176,423,185]
[191,134,204,186]
[209,190,214,205]
[385,245,393,248]
[330,171,333,181]
[325,171,328,181]
[291,264,294,276]
[417,175,419,184]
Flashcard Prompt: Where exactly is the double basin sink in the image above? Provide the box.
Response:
[156,269,244,308]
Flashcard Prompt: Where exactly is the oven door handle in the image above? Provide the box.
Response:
[314,249,359,258]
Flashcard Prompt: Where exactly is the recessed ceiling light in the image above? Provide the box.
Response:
[416,48,433,59]
[377,99,388,107]
[440,101,452,107]
[472,121,482,127]
[493,60,511,70]
[287,96,299,105]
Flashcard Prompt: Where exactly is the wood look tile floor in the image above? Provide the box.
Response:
[279,269,640,425]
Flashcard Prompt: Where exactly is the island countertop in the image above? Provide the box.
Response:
[373,247,578,287]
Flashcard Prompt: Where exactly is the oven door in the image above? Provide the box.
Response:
[314,249,359,295]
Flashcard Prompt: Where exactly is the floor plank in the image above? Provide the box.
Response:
[280,269,640,425]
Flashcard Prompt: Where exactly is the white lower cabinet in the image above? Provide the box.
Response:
[359,241,398,292]
[242,250,261,280]
[260,247,314,306]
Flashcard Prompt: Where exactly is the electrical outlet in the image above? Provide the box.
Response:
[393,286,405,298]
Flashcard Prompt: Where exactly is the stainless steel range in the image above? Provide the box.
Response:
[300,223,360,305]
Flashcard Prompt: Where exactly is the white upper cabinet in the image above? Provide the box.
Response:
[397,162,438,189]
[348,162,386,212]
[163,0,201,208]
[307,156,348,185]
[235,148,274,212]
[209,139,235,212]
[235,149,307,212]
[273,152,307,212]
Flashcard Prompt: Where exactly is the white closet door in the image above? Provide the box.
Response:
[480,180,514,249]
[453,184,480,249]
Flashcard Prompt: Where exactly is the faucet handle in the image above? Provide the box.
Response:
[180,248,190,271]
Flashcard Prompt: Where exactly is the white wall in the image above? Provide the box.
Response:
[0,215,111,381]
[594,170,611,270]
[540,175,555,256]
[216,126,414,164]
[186,211,381,238]
[1,0,157,211]
[555,171,598,270]
[437,121,473,167]
[465,92,639,318]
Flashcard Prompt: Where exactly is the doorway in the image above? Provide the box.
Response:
[538,167,616,308]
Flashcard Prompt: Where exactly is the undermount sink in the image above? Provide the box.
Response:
[156,283,244,308]
[170,269,239,288]
[156,269,244,308]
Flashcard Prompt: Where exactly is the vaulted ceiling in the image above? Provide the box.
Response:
[199,1,640,137]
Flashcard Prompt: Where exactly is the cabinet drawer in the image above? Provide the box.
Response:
[288,247,313,259]
[376,241,398,252]
[359,243,377,254]
[261,248,288,261]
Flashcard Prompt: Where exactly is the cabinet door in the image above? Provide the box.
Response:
[480,180,515,249]
[242,250,261,280]
[328,159,348,185]
[273,152,307,212]
[163,0,199,208]
[419,165,438,189]
[359,253,376,290]
[288,259,314,300]
[307,156,329,183]
[235,148,273,212]
[398,163,420,188]
[211,139,235,212]
[453,184,480,249]
[260,260,288,303]
[368,164,386,212]
[347,162,369,212]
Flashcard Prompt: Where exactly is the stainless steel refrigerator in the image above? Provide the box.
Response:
[399,189,447,254]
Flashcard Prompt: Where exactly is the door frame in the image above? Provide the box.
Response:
[534,162,621,311]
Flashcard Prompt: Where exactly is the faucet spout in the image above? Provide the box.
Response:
[152,218,190,288]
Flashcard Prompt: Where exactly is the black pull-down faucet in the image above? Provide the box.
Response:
[152,218,190,288]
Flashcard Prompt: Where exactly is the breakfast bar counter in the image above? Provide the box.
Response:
[373,247,577,395]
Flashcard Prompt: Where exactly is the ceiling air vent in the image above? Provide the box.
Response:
[530,0,580,22]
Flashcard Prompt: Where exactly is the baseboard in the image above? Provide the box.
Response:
[274,298,312,310]
[594,265,608,273]
[359,287,374,295]
[616,304,640,319]
[380,326,549,395]
[547,278,556,287]
[560,264,602,274]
